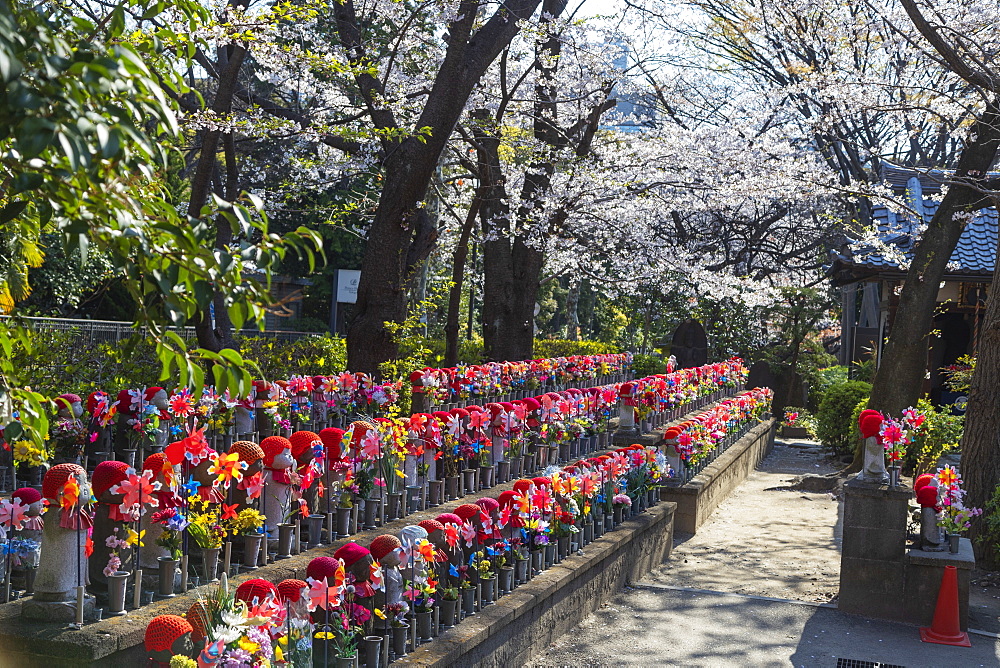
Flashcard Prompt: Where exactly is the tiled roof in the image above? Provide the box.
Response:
[838,202,996,276]
[833,163,997,278]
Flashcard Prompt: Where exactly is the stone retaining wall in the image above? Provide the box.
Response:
[395,501,676,667]
[660,419,777,534]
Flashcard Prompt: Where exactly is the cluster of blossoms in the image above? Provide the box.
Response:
[664,388,774,465]
[410,354,633,404]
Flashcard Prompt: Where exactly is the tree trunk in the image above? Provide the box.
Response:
[445,198,481,366]
[474,114,542,362]
[854,103,1000,471]
[337,0,543,375]
[565,278,580,341]
[962,232,1000,568]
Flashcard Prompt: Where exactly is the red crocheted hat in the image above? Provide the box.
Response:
[144,387,165,402]
[260,436,292,468]
[12,487,42,505]
[307,556,342,581]
[42,463,86,501]
[55,393,82,411]
[91,460,130,499]
[475,497,499,513]
[497,491,517,508]
[289,431,320,458]
[319,428,345,458]
[235,578,278,605]
[145,614,193,653]
[86,391,106,414]
[455,503,481,520]
[230,441,264,465]
[435,513,462,526]
[914,474,934,492]
[860,414,883,439]
[187,600,215,643]
[334,542,370,568]
[143,453,170,474]
[916,485,939,508]
[369,534,402,561]
[418,519,443,534]
[277,579,307,603]
[512,479,533,494]
[531,477,551,488]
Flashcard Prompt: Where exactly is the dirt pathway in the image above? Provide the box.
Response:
[644,437,843,603]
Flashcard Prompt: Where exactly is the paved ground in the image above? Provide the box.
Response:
[646,438,842,603]
[527,586,1000,667]
[528,439,1000,666]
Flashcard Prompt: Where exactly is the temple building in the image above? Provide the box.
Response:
[829,162,996,410]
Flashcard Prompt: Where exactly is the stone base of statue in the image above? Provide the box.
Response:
[21,592,97,623]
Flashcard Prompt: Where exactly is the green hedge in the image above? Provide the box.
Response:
[11,328,622,399]
[816,380,872,455]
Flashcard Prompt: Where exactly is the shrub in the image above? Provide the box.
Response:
[806,365,849,411]
[533,339,620,358]
[909,398,964,475]
[631,354,665,377]
[237,334,347,380]
[816,380,872,456]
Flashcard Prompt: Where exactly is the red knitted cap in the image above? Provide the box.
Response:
[497,491,517,508]
[455,504,481,520]
[531,477,551,488]
[307,556,342,581]
[230,441,264,465]
[187,600,215,643]
[320,428,345,458]
[475,497,499,513]
[42,463,86,501]
[512,479,533,494]
[914,474,934,492]
[333,542,370,568]
[92,460,130,498]
[277,579,307,603]
[435,513,462,526]
[418,519,443,534]
[289,431,320,458]
[369,534,402,560]
[235,578,278,605]
[12,487,42,505]
[145,614,193,653]
[261,436,292,468]
[143,453,170,474]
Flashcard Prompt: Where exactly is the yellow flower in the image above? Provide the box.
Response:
[238,637,259,653]
[274,645,283,662]
[125,528,145,547]
[169,657,197,668]
[315,631,336,640]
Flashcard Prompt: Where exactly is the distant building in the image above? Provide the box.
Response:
[829,162,995,407]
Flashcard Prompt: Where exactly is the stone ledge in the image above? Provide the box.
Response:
[660,419,776,534]
[393,501,676,667]
[0,483,533,667]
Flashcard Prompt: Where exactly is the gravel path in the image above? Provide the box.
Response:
[644,437,843,604]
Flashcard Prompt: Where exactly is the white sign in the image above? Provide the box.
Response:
[337,269,361,304]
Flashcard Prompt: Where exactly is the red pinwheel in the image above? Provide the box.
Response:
[221,503,239,521]
[0,498,27,530]
[111,468,161,519]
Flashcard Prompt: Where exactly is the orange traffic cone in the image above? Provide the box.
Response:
[920,565,971,646]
